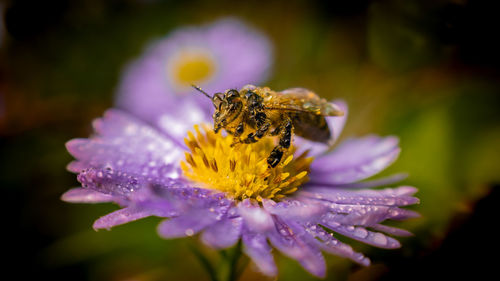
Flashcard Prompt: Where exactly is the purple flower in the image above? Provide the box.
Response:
[115,18,273,128]
[63,89,419,277]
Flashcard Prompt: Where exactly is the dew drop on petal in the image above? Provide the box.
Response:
[372,232,387,245]
[354,227,368,239]
[185,228,195,236]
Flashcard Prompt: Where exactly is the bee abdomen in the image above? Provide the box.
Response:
[290,113,331,143]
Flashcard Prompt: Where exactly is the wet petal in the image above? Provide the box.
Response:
[300,186,419,228]
[307,225,370,266]
[61,187,115,203]
[237,199,274,232]
[261,199,325,222]
[242,229,277,276]
[201,217,242,249]
[93,206,155,230]
[268,217,326,277]
[76,167,180,197]
[150,185,232,213]
[77,167,143,196]
[310,135,400,184]
[318,205,418,226]
[324,223,401,249]
[66,110,184,179]
[301,186,420,207]
[371,224,413,237]
[329,173,408,189]
[157,208,220,239]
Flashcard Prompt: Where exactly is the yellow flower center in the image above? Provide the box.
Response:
[170,50,216,87]
[180,125,313,202]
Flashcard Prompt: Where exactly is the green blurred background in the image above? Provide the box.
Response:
[1,0,499,280]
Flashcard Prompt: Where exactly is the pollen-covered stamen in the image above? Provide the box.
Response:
[180,125,313,201]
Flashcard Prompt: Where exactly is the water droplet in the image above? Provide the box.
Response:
[185,229,194,236]
[372,233,387,245]
[354,227,368,238]
[386,198,396,205]
[328,221,340,228]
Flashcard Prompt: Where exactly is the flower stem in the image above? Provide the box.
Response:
[188,242,219,281]
[218,240,248,281]
[227,240,243,281]
[188,240,248,281]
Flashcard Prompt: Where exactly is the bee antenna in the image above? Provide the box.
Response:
[191,85,212,99]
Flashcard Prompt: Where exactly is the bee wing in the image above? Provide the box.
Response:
[266,88,344,116]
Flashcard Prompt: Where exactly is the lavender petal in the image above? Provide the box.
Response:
[242,229,277,276]
[201,217,242,249]
[371,224,413,237]
[93,206,155,230]
[307,225,370,266]
[261,199,325,222]
[318,205,418,226]
[314,173,408,189]
[237,199,274,232]
[268,216,326,278]
[328,99,348,143]
[61,187,115,203]
[157,208,222,239]
[66,110,184,179]
[310,135,400,184]
[301,186,420,207]
[324,223,401,249]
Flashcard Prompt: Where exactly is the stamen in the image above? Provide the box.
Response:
[180,125,313,201]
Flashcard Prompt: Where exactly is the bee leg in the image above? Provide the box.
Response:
[255,122,271,139]
[267,118,293,168]
[241,122,270,144]
[234,122,245,137]
[270,126,281,136]
[268,146,284,168]
[230,122,245,147]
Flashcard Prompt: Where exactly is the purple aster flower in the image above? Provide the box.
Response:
[115,18,273,130]
[63,87,419,278]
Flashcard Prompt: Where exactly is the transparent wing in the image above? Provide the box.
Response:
[265,88,344,116]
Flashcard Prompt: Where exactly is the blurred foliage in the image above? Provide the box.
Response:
[1,0,499,280]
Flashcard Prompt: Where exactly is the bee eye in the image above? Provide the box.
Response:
[216,101,226,111]
[212,93,225,109]
[245,91,256,99]
[226,89,239,98]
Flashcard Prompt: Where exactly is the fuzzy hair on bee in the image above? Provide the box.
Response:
[192,84,344,168]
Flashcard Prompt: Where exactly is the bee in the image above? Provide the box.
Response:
[193,84,344,168]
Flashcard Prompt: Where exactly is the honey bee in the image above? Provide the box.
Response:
[193,84,344,167]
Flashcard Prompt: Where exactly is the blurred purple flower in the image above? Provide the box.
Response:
[115,18,273,130]
[63,87,419,277]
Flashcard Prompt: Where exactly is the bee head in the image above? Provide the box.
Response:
[212,89,243,133]
[191,85,243,134]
